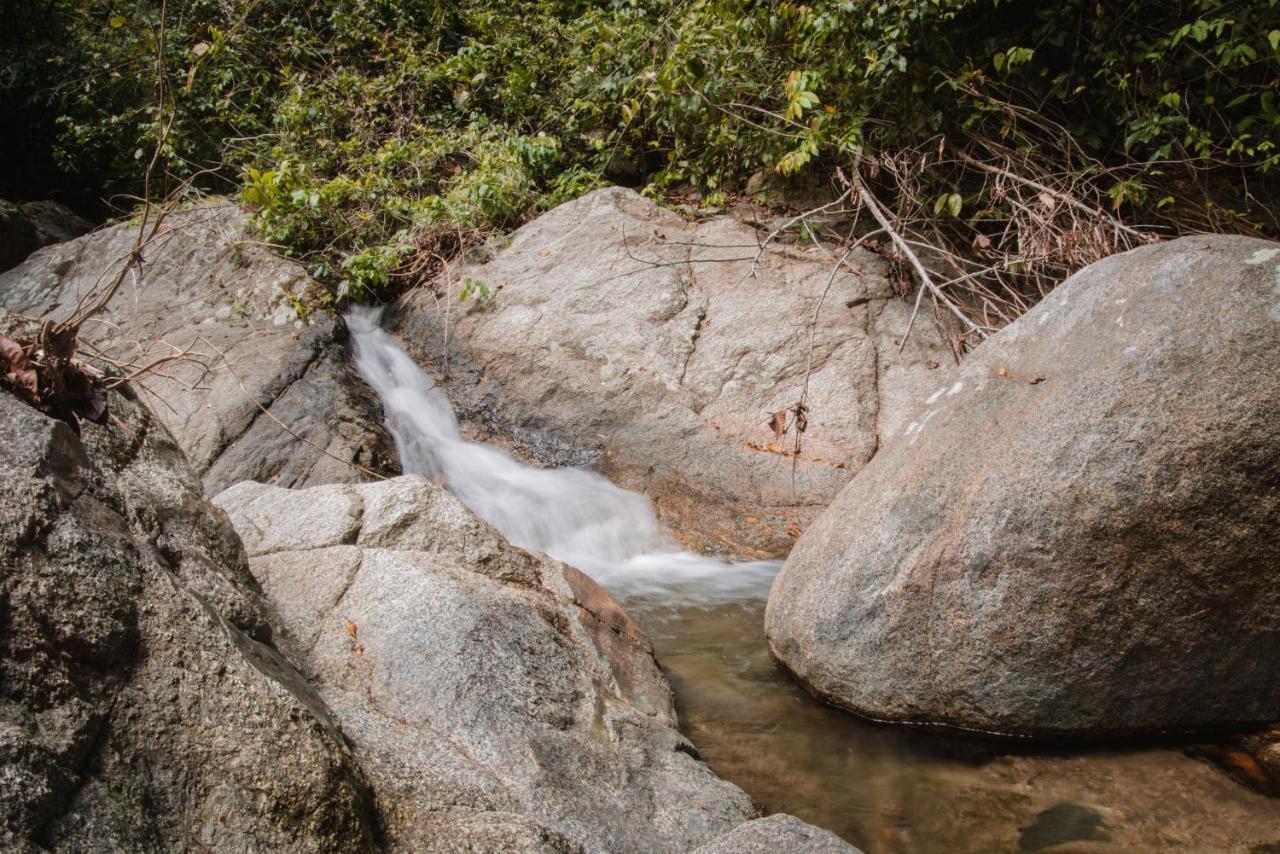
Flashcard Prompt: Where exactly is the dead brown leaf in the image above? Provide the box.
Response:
[768,409,787,443]
[0,335,37,398]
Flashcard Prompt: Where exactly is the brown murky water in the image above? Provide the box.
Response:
[626,599,1280,854]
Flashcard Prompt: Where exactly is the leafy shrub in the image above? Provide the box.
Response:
[8,0,1278,304]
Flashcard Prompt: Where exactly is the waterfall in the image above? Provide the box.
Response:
[346,307,779,602]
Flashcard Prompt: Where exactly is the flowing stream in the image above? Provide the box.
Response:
[347,308,1277,853]
[347,306,779,603]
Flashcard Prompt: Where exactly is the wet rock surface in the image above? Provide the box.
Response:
[388,187,954,556]
[0,202,396,494]
[1189,725,1280,798]
[0,388,376,851]
[766,235,1280,736]
[215,476,847,852]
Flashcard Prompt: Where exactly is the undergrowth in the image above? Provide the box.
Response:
[3,0,1278,327]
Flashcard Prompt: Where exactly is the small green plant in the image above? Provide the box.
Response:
[282,290,311,321]
[458,276,491,303]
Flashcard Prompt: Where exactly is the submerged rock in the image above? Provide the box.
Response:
[0,388,376,850]
[389,187,954,556]
[898,748,1280,852]
[216,476,847,852]
[766,235,1280,736]
[0,202,396,494]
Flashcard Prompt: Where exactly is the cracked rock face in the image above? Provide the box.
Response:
[388,187,954,556]
[0,388,376,851]
[215,476,793,852]
[766,235,1280,736]
[0,202,396,494]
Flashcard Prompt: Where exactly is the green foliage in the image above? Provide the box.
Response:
[458,276,492,303]
[9,0,1279,298]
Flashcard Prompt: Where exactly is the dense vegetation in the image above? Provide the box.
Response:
[4,0,1278,318]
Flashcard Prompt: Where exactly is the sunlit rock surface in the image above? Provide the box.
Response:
[217,476,850,852]
[0,202,396,493]
[767,235,1280,736]
[389,187,955,556]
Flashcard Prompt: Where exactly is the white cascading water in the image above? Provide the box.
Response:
[346,307,779,602]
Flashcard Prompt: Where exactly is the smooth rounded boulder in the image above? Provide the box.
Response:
[765,235,1280,736]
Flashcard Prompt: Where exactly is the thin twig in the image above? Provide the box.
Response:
[839,163,991,339]
[952,146,1150,241]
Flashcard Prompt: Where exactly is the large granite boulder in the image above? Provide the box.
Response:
[0,202,396,494]
[0,200,39,271]
[0,199,91,272]
[389,187,954,556]
[766,235,1280,736]
[215,476,851,852]
[0,387,376,850]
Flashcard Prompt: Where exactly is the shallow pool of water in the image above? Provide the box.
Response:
[626,599,1280,853]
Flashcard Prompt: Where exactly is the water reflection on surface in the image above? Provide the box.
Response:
[626,599,1280,854]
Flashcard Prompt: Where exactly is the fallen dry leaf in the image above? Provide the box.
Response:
[0,334,37,397]
[768,409,787,443]
[345,620,358,639]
